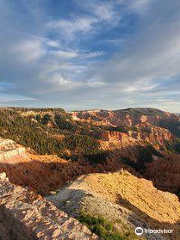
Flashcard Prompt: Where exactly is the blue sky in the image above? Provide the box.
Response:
[0,0,180,112]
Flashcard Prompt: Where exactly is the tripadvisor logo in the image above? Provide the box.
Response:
[135,227,144,236]
[135,227,173,236]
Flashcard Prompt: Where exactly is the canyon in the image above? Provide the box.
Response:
[0,107,180,240]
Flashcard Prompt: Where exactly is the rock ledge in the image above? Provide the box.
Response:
[0,173,98,240]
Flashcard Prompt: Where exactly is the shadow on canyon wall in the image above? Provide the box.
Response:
[118,196,180,240]
[0,151,127,195]
[0,156,180,239]
[0,143,180,197]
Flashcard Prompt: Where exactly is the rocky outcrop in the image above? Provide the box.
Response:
[100,123,174,145]
[0,173,98,240]
[134,124,175,148]
[0,138,25,160]
[0,147,26,161]
[100,131,132,142]
[70,108,180,130]
[48,170,180,240]
[0,138,18,151]
[70,108,179,153]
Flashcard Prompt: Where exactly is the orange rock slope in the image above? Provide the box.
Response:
[51,170,180,240]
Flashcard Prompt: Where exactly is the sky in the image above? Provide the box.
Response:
[0,0,180,112]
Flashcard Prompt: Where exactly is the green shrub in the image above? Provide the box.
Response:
[78,214,124,240]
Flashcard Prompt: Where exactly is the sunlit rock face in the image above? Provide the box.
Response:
[0,173,99,240]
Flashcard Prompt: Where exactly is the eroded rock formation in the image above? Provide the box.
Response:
[48,170,180,240]
[0,173,98,240]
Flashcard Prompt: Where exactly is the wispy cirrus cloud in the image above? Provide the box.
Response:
[48,0,121,41]
[127,0,152,14]
[0,0,180,112]
[47,17,95,41]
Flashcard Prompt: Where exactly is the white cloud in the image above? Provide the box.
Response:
[45,39,60,48]
[48,17,96,41]
[49,50,78,59]
[157,98,180,106]
[11,39,45,62]
[90,1,180,94]
[86,79,106,87]
[47,73,82,92]
[81,51,104,59]
[128,0,152,14]
[124,83,158,93]
[48,1,121,41]
[86,1,120,24]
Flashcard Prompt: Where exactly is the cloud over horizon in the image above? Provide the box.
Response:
[0,0,180,112]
